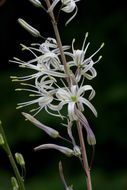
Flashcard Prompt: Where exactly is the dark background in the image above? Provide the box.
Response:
[0,0,127,189]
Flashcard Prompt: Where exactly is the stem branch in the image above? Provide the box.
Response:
[0,122,25,190]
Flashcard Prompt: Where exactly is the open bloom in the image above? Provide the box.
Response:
[66,33,104,81]
[56,84,97,121]
[15,77,62,116]
[10,38,70,83]
[48,0,80,25]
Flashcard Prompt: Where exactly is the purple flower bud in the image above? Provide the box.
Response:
[34,144,74,157]
[22,112,59,138]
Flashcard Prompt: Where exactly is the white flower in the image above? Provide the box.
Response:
[15,78,62,116]
[66,33,104,81]
[10,38,70,82]
[48,0,80,25]
[56,84,97,121]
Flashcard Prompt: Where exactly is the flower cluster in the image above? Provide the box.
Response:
[10,33,103,147]
[10,0,104,162]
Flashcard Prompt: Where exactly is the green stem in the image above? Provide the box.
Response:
[0,121,25,190]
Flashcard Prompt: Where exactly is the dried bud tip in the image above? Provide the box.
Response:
[87,134,96,145]
[101,42,105,48]
[85,32,89,38]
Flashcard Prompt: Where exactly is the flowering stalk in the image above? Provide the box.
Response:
[0,121,25,190]
[45,0,93,189]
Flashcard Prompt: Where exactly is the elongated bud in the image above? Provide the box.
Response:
[0,133,4,145]
[11,177,19,190]
[15,153,25,167]
[76,110,96,145]
[28,0,43,8]
[34,144,74,157]
[22,112,59,138]
[18,18,42,37]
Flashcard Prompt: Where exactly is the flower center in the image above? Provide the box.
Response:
[71,95,77,102]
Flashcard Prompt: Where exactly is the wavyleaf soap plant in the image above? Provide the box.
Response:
[1,0,104,190]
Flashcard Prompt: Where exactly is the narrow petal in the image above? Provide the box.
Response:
[68,102,77,120]
[79,97,97,117]
[65,5,78,26]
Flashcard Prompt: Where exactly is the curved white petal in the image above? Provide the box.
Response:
[65,5,78,26]
[79,97,97,117]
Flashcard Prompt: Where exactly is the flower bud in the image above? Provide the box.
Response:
[18,18,41,37]
[34,144,74,157]
[0,133,4,145]
[11,177,19,190]
[22,112,59,138]
[15,153,25,167]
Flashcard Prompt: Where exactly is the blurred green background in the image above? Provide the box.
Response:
[0,0,127,189]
